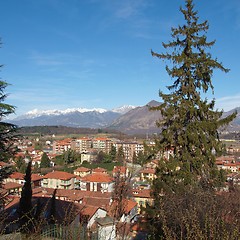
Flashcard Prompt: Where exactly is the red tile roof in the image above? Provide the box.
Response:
[216,156,235,161]
[223,163,237,167]
[109,199,137,215]
[83,197,110,209]
[140,168,155,174]
[77,137,91,141]
[32,174,42,182]
[124,199,137,213]
[74,167,91,172]
[4,196,20,210]
[112,166,127,174]
[93,137,109,141]
[3,182,22,190]
[0,161,8,167]
[9,172,25,180]
[43,171,75,180]
[79,205,99,219]
[92,167,107,173]
[32,188,112,210]
[55,138,72,145]
[132,189,151,198]
[81,173,113,183]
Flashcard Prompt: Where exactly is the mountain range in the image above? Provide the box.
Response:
[8,101,240,135]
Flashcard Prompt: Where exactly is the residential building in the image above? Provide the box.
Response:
[145,159,159,169]
[139,168,156,181]
[80,173,114,192]
[108,199,138,223]
[216,156,240,173]
[119,199,138,223]
[52,138,72,154]
[92,137,112,153]
[112,166,130,178]
[41,171,76,189]
[81,150,97,163]
[114,141,144,162]
[73,137,92,153]
[92,167,107,174]
[74,167,91,177]
[4,196,81,234]
[4,172,25,185]
[79,206,107,229]
[4,172,42,189]
[3,182,22,195]
[131,189,153,214]
[227,172,240,185]
[32,174,42,187]
[0,161,9,169]
[95,216,116,240]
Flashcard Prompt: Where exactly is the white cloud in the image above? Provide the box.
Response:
[115,1,143,19]
[215,94,240,111]
[29,52,80,66]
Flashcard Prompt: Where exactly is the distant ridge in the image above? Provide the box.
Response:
[23,107,107,118]
[108,100,162,135]
[8,105,136,129]
[7,101,240,134]
[221,107,240,131]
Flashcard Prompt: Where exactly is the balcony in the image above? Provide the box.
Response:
[60,180,71,186]
[42,179,48,185]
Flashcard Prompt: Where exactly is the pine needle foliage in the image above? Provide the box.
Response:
[18,161,33,233]
[0,38,18,208]
[151,0,236,192]
[0,72,18,162]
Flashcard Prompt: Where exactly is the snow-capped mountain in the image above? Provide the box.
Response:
[19,108,108,120]
[6,101,240,134]
[8,105,137,128]
[112,105,136,114]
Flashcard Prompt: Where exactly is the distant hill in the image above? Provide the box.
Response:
[221,107,240,132]
[16,126,120,136]
[11,111,120,128]
[108,102,240,135]
[8,106,135,129]
[108,100,162,135]
[8,101,240,135]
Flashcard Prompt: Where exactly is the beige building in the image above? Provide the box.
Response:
[74,167,91,177]
[41,171,76,189]
[80,173,114,192]
[4,172,25,185]
[52,138,72,154]
[92,137,112,153]
[114,141,144,162]
[81,150,97,163]
[73,137,92,153]
[131,188,153,214]
[140,168,156,181]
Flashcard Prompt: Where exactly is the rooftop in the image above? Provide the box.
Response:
[43,171,75,180]
[74,167,91,172]
[81,173,113,183]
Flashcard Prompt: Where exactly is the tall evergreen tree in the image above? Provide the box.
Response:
[109,145,117,161]
[0,39,18,207]
[18,161,33,233]
[0,45,18,162]
[151,0,236,192]
[144,1,238,239]
[116,146,125,164]
[48,189,57,225]
[0,165,12,208]
[40,152,51,168]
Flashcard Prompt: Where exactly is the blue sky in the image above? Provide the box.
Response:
[1,0,240,117]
